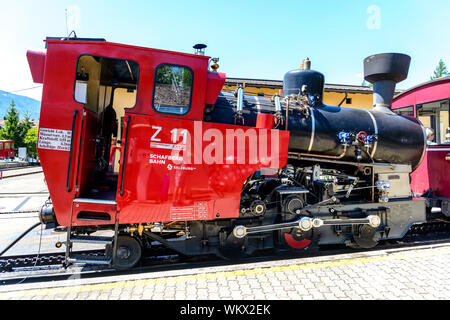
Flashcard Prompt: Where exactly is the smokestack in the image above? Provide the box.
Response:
[364,53,411,112]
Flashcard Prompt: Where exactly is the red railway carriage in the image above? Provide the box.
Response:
[0,140,15,159]
[28,38,433,270]
[392,76,450,216]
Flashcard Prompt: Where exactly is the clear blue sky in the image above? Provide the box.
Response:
[1,0,449,101]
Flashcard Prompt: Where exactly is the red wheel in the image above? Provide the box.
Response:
[280,228,313,250]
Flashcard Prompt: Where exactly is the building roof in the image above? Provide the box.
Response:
[224,77,403,94]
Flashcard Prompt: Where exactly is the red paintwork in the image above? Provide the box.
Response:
[284,234,311,249]
[256,114,275,129]
[109,145,121,167]
[72,200,117,227]
[392,77,450,200]
[0,140,14,158]
[29,39,290,227]
[75,109,98,198]
[410,146,450,199]
[26,50,46,84]
[115,115,289,224]
[205,71,226,104]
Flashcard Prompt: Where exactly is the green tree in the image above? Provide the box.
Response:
[362,80,373,88]
[0,100,22,148]
[18,111,34,148]
[431,59,449,80]
[24,127,38,158]
[182,68,193,86]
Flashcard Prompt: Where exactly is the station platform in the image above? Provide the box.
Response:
[0,242,449,300]
[1,170,450,301]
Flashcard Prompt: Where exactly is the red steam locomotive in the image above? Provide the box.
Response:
[27,37,438,269]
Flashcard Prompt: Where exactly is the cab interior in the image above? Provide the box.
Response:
[74,54,139,201]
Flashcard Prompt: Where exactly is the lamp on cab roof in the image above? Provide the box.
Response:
[193,44,207,56]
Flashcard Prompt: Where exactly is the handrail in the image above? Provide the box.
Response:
[74,110,86,196]
[66,110,78,192]
[120,116,131,196]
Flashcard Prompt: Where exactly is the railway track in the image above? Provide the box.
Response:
[0,163,39,170]
[0,210,40,215]
[0,166,43,180]
[1,225,449,285]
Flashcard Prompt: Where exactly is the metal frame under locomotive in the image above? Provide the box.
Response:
[28,38,431,269]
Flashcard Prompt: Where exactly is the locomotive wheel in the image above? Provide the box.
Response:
[107,235,142,270]
[349,225,381,249]
[280,227,313,250]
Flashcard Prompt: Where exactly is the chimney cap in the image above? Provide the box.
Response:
[193,43,207,50]
[364,53,411,84]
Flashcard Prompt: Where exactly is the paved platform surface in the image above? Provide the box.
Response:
[1,243,449,300]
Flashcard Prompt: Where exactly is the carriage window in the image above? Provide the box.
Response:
[152,64,193,115]
[417,100,449,144]
[394,106,414,117]
[5,143,10,150]
[0,143,3,150]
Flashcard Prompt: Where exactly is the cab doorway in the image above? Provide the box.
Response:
[73,54,139,201]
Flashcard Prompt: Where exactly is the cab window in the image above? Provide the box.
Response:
[393,106,414,117]
[74,55,139,113]
[152,64,193,115]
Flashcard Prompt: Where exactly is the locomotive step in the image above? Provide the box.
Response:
[69,235,114,245]
[67,254,112,265]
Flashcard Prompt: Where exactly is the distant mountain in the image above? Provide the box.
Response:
[0,90,41,121]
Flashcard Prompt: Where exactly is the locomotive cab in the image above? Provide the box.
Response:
[29,37,232,230]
